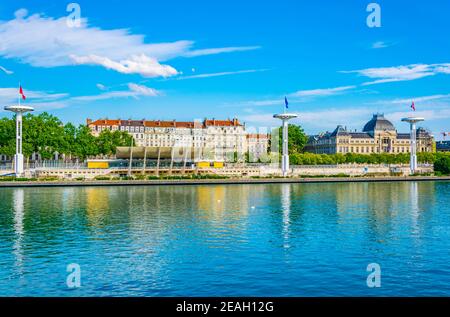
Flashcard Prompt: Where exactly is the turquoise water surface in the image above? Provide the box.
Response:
[1,181,450,296]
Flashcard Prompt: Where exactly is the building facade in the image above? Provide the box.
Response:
[87,118,268,161]
[304,114,434,155]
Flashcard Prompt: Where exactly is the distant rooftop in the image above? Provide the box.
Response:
[87,118,243,128]
[363,113,396,132]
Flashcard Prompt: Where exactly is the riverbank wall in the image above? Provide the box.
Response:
[12,163,433,180]
[1,175,449,188]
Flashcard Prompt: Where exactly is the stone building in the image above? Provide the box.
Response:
[304,113,434,155]
[87,118,268,161]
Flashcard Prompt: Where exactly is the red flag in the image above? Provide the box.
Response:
[19,85,26,100]
[411,101,415,111]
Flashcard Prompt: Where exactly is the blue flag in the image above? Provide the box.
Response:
[285,97,289,109]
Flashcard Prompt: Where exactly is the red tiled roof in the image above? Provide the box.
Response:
[144,120,195,128]
[88,119,121,126]
[87,118,243,128]
[204,118,242,127]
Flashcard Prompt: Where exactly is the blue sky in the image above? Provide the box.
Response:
[0,0,450,138]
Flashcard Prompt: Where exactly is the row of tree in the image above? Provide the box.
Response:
[0,113,132,160]
[288,152,449,166]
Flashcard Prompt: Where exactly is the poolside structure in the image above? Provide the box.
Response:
[273,113,298,177]
[4,105,34,176]
[402,117,425,174]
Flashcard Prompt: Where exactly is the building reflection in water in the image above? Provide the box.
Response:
[12,189,25,272]
[85,187,111,227]
[280,184,291,249]
[410,182,419,237]
[333,181,435,245]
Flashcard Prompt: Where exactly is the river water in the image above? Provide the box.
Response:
[1,181,450,296]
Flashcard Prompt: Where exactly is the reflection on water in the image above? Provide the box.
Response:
[280,184,291,249]
[0,181,449,296]
[13,189,24,273]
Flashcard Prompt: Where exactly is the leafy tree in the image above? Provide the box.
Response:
[97,130,132,156]
[22,112,66,159]
[434,155,450,175]
[73,125,99,159]
[0,117,15,156]
[278,124,308,154]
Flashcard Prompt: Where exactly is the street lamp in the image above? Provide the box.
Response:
[273,113,298,177]
[401,117,424,174]
[4,105,34,176]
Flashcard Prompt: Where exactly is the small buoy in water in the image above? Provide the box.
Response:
[251,206,256,209]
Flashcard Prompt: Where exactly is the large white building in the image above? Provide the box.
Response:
[304,114,434,154]
[87,118,268,161]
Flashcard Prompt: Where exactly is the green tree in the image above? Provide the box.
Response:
[0,117,15,156]
[73,125,99,159]
[434,155,450,175]
[22,112,67,159]
[279,124,308,154]
[96,130,132,156]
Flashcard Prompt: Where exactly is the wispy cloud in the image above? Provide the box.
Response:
[70,54,178,78]
[72,83,160,101]
[0,88,68,102]
[290,85,356,97]
[183,46,261,57]
[226,85,356,109]
[342,63,450,85]
[0,65,13,75]
[0,9,259,78]
[241,108,370,130]
[0,87,69,111]
[371,41,392,49]
[176,69,268,80]
[96,83,107,91]
[376,94,450,105]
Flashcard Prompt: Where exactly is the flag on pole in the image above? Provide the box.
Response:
[411,101,415,111]
[285,97,289,109]
[19,85,26,100]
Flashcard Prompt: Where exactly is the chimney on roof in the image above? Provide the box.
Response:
[86,118,92,125]
[233,118,238,126]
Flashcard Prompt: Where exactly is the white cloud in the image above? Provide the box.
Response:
[342,63,450,85]
[72,83,160,101]
[0,65,13,75]
[379,94,450,105]
[128,83,159,96]
[0,9,259,77]
[96,83,107,91]
[226,86,356,109]
[176,69,267,80]
[371,41,390,49]
[70,54,178,78]
[388,108,450,122]
[241,108,370,131]
[0,87,69,111]
[0,87,68,102]
[183,46,261,57]
[290,85,356,97]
